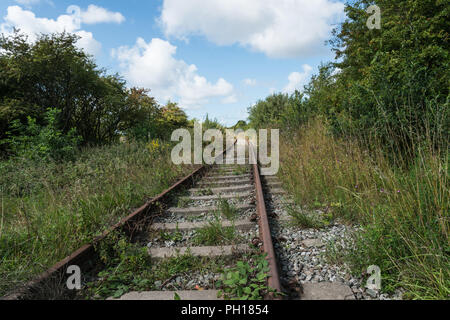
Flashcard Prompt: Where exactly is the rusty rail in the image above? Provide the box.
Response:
[249,142,282,298]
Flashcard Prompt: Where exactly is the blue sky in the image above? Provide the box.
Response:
[0,0,346,126]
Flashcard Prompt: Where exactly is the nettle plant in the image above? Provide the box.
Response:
[216,253,275,300]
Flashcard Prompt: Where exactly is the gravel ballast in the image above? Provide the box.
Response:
[266,188,404,300]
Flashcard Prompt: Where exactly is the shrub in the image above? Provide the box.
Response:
[3,108,81,161]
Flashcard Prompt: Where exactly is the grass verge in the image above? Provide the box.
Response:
[278,119,449,299]
[0,141,194,296]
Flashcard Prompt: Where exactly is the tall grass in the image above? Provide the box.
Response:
[279,118,449,299]
[0,141,194,296]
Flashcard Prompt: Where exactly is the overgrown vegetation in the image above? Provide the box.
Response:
[3,108,82,161]
[1,0,448,300]
[86,232,152,299]
[158,227,184,243]
[0,30,197,296]
[0,31,190,156]
[192,216,239,246]
[216,253,275,300]
[247,0,449,299]
[195,188,214,196]
[0,138,193,296]
[278,120,448,299]
[232,166,249,176]
[218,199,238,221]
[287,205,334,230]
[82,232,233,299]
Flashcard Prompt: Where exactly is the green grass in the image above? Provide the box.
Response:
[0,141,194,296]
[232,166,249,175]
[158,229,183,243]
[81,231,237,299]
[218,198,238,221]
[279,119,449,299]
[195,188,214,196]
[192,216,239,246]
[287,206,333,229]
[177,197,192,208]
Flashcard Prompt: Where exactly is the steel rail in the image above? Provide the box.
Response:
[249,142,282,299]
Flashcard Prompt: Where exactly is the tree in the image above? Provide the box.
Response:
[247,91,311,130]
[124,88,163,142]
[327,0,449,146]
[203,114,223,130]
[161,101,188,128]
[0,31,135,150]
[247,93,290,129]
[232,120,248,131]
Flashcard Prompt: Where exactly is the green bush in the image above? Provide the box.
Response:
[328,0,449,149]
[247,91,312,130]
[2,108,81,161]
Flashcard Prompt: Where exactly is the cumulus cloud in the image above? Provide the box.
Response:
[111,38,235,109]
[78,5,125,25]
[283,64,313,93]
[73,30,101,56]
[159,0,345,58]
[1,5,125,55]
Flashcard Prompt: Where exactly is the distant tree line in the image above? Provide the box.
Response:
[0,31,188,160]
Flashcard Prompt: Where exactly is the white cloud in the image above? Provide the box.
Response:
[74,30,101,56]
[159,0,345,58]
[112,38,235,109]
[2,6,78,35]
[79,5,125,25]
[283,64,313,93]
[243,78,257,86]
[1,5,125,56]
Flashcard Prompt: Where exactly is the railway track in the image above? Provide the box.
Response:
[108,142,281,300]
[3,140,284,300]
[2,138,399,301]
